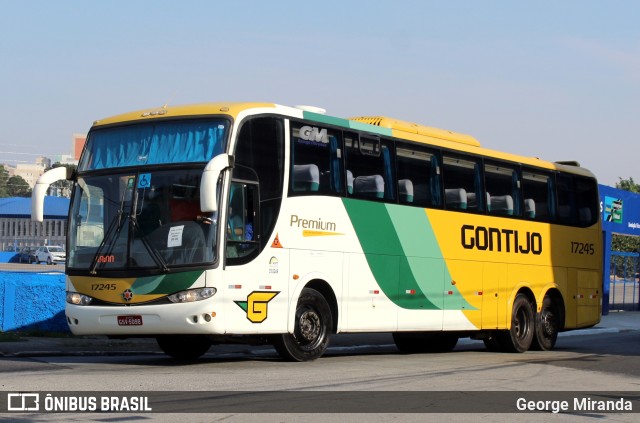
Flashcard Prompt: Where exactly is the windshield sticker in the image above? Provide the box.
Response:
[167,225,184,248]
[138,173,151,189]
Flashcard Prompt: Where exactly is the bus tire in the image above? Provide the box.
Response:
[531,295,560,351]
[393,332,458,353]
[498,294,534,353]
[272,288,332,362]
[156,335,212,360]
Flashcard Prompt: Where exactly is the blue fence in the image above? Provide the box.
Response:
[609,251,639,311]
[0,272,68,332]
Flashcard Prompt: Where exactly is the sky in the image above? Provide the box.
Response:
[1,0,639,186]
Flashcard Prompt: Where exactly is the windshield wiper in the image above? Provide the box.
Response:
[130,215,170,273]
[90,181,132,275]
[89,208,126,275]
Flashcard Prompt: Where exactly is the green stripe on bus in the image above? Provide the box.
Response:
[343,199,474,311]
[303,111,392,137]
[343,199,437,309]
[132,270,203,294]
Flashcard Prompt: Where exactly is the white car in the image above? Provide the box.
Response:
[35,245,66,265]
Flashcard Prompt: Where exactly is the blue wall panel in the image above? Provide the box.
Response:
[0,272,67,332]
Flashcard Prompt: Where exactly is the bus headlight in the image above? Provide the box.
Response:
[168,287,217,303]
[66,292,93,306]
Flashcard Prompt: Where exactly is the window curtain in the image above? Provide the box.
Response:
[511,171,521,216]
[382,145,395,200]
[81,121,227,171]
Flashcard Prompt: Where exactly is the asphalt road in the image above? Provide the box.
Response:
[0,327,638,422]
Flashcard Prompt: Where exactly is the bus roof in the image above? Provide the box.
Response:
[91,102,596,179]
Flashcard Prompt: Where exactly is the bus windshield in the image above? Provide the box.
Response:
[79,119,228,171]
[68,168,217,273]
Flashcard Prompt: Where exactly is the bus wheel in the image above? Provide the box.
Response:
[498,294,534,353]
[272,288,332,362]
[531,295,560,351]
[156,335,212,360]
[393,332,458,353]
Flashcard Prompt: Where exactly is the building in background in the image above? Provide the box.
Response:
[73,133,86,161]
[0,133,85,189]
[3,156,50,188]
[0,197,69,251]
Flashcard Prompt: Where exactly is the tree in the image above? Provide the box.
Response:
[7,175,31,197]
[0,165,8,198]
[615,177,640,193]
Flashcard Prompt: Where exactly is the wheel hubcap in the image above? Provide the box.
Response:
[515,308,529,339]
[541,310,556,337]
[298,309,321,342]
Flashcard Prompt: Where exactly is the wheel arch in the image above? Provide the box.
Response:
[507,286,537,329]
[303,279,339,334]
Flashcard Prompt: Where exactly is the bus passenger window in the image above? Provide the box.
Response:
[556,174,576,225]
[443,155,483,212]
[485,162,520,216]
[556,174,598,227]
[289,123,344,196]
[396,144,441,207]
[574,176,598,226]
[522,169,553,221]
[345,134,395,202]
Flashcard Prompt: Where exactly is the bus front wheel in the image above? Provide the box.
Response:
[156,335,212,360]
[498,294,534,353]
[272,288,332,362]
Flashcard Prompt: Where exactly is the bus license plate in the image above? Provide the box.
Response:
[117,315,143,326]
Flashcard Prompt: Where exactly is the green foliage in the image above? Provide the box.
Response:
[612,234,640,252]
[0,165,9,198]
[611,236,640,280]
[615,177,640,193]
[7,175,31,197]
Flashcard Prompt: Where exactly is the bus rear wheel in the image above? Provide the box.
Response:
[498,294,534,353]
[156,335,212,360]
[531,295,561,351]
[393,332,458,353]
[272,288,332,362]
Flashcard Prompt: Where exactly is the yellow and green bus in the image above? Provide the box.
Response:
[32,102,602,360]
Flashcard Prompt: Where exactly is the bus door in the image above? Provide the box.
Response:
[222,181,289,333]
[481,262,506,329]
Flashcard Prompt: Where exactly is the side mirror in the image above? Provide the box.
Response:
[200,154,234,213]
[31,167,74,222]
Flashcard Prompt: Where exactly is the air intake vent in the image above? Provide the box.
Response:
[351,116,385,127]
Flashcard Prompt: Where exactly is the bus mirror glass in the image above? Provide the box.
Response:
[200,154,233,213]
[31,166,73,222]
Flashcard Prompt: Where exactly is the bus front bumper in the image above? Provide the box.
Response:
[65,301,223,336]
